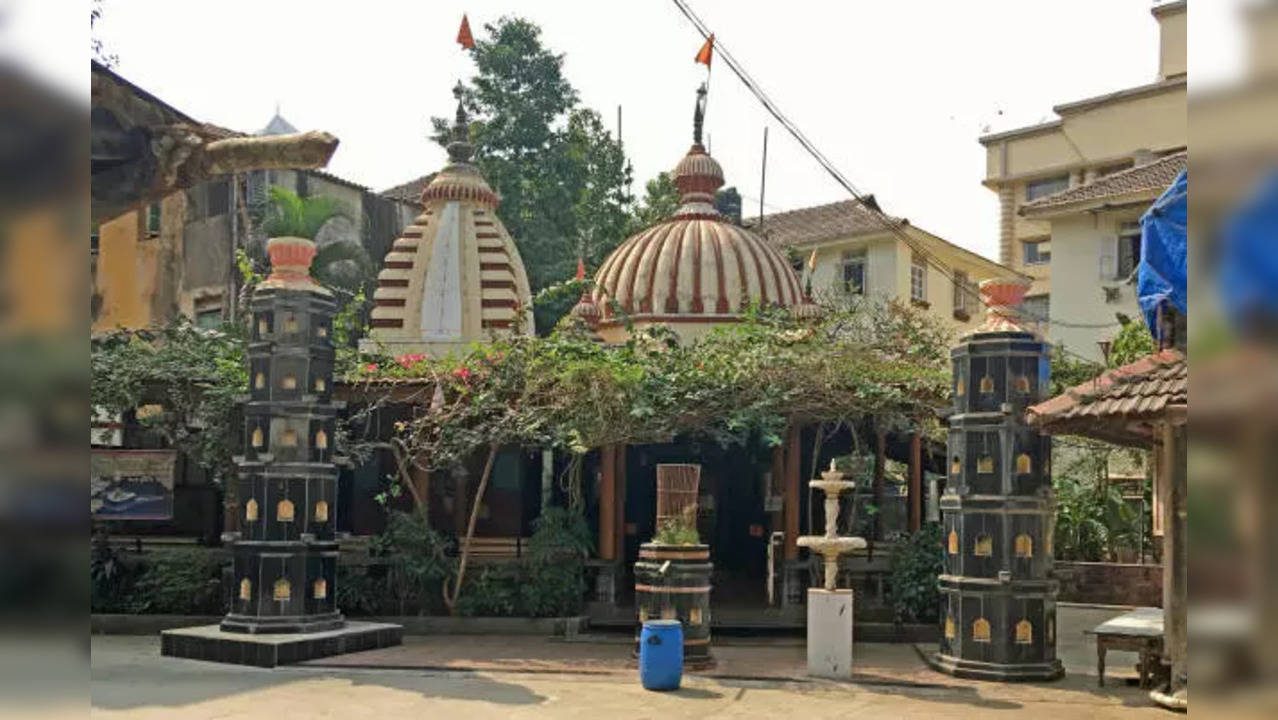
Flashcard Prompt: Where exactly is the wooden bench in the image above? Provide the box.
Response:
[1085,607,1165,688]
[458,536,525,563]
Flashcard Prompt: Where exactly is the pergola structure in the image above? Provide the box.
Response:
[1027,349,1187,702]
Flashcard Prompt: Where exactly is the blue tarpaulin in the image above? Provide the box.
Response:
[1219,169,1278,327]
[1138,169,1188,337]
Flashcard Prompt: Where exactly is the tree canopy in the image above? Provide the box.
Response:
[434,17,634,332]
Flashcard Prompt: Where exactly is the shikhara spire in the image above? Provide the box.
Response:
[446,81,475,165]
[692,83,708,146]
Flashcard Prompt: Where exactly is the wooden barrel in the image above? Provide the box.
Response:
[634,542,714,669]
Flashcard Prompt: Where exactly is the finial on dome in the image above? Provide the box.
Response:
[446,81,475,165]
[693,83,708,146]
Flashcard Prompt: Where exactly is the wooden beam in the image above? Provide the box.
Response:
[614,444,628,562]
[784,426,801,560]
[1161,422,1187,690]
[874,427,887,541]
[410,457,431,527]
[908,431,922,532]
[599,445,617,561]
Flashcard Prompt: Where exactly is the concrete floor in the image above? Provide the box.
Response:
[91,604,1161,720]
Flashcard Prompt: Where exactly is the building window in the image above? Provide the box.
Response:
[1021,294,1049,327]
[953,270,972,316]
[194,308,222,329]
[1025,174,1069,202]
[910,254,927,303]
[1023,239,1051,265]
[146,203,161,236]
[841,251,866,295]
[1117,221,1142,280]
[974,534,993,556]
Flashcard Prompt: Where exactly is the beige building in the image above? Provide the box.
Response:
[753,198,1021,336]
[978,1,1187,314]
[1020,152,1186,360]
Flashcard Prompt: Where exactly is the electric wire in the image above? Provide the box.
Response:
[669,0,1123,352]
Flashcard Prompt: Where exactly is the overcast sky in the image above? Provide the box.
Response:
[43,2,1239,260]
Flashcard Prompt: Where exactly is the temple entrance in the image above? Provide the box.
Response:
[620,438,777,614]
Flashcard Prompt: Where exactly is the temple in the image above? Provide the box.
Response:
[365,85,534,357]
[574,86,816,344]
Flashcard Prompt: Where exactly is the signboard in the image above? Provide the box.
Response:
[91,450,177,520]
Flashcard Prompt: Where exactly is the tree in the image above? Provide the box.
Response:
[435,17,634,332]
[631,172,680,230]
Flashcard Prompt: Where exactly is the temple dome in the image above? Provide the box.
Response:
[365,87,533,356]
[585,142,803,342]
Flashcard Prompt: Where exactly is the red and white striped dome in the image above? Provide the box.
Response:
[588,144,803,336]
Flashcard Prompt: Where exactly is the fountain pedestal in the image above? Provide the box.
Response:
[807,589,854,678]
[796,462,867,678]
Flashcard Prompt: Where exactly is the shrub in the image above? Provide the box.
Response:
[889,523,943,624]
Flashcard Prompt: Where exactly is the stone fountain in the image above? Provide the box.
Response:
[796,460,867,678]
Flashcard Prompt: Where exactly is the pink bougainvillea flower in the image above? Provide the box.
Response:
[452,366,472,382]
[364,363,379,372]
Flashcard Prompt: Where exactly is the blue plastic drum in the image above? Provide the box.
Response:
[639,619,684,690]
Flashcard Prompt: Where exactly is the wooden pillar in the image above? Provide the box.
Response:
[614,444,628,562]
[873,427,887,540]
[599,445,617,561]
[784,425,801,559]
[908,431,922,532]
[1161,422,1187,690]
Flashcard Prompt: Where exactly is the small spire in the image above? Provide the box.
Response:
[446,81,475,164]
[693,83,707,146]
[575,257,586,282]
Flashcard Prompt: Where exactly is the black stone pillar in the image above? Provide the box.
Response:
[220,280,344,634]
[932,280,1063,681]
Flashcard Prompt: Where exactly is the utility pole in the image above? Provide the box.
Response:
[759,126,769,231]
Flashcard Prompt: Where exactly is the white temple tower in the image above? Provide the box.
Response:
[365,87,534,357]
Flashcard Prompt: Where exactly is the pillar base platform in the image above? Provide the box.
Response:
[928,651,1064,682]
[161,621,402,668]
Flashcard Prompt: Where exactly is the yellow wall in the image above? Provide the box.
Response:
[92,192,187,333]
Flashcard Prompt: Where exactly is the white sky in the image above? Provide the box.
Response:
[17,1,1243,261]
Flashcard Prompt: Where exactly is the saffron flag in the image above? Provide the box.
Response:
[694,34,714,67]
[457,14,475,50]
[576,257,587,281]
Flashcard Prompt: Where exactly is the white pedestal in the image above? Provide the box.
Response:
[806,588,853,678]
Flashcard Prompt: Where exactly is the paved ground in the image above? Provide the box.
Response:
[91,605,1162,719]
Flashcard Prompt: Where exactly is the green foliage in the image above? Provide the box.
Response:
[889,523,943,623]
[436,17,634,331]
[370,511,455,615]
[354,299,948,495]
[1052,440,1145,561]
[652,518,700,545]
[1107,316,1156,368]
[632,172,680,229]
[91,546,227,615]
[91,320,247,483]
[1049,344,1104,397]
[331,287,370,377]
[457,507,593,617]
[261,186,347,240]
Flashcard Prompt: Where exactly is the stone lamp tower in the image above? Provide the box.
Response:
[161,235,401,667]
[931,278,1063,681]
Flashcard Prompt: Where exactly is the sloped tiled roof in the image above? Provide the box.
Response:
[1026,348,1186,446]
[1022,151,1187,215]
[380,173,437,206]
[747,198,905,249]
